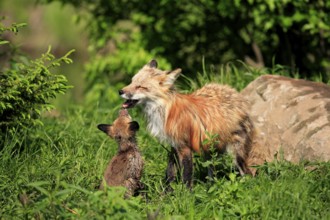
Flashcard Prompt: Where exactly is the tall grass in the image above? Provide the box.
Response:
[1,65,330,219]
[179,59,295,92]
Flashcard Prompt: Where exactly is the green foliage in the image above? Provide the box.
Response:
[17,182,142,219]
[43,0,330,83]
[0,21,73,133]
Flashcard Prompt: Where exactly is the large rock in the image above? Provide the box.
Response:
[242,75,330,164]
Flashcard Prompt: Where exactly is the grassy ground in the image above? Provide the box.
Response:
[1,66,330,219]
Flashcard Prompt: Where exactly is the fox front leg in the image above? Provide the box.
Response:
[164,147,179,191]
[164,147,193,190]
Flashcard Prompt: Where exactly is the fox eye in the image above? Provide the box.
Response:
[136,85,147,90]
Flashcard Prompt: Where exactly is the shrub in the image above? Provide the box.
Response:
[42,0,330,81]
[0,21,73,134]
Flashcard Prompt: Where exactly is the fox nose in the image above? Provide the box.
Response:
[118,90,124,95]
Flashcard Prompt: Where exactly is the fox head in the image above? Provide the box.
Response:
[119,60,182,108]
[97,109,139,146]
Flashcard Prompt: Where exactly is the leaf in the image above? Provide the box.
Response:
[0,40,9,45]
[229,173,236,182]
[28,181,51,196]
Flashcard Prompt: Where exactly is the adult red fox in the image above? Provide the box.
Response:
[119,60,255,188]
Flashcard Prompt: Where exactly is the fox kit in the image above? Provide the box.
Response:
[97,109,143,197]
[119,60,254,188]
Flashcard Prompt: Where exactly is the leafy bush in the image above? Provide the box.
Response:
[0,21,73,133]
[42,0,330,82]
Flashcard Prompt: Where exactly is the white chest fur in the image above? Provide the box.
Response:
[144,101,168,143]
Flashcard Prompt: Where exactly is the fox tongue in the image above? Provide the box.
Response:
[122,101,130,108]
[122,99,138,108]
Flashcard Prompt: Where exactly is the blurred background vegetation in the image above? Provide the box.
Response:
[1,0,330,111]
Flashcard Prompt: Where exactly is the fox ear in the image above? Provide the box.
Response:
[97,124,111,134]
[147,59,158,68]
[164,68,182,86]
[129,121,139,132]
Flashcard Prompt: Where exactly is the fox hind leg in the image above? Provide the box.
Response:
[235,153,252,176]
[232,116,254,176]
[180,148,193,189]
[123,178,137,198]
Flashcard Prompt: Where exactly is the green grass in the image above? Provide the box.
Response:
[1,66,330,219]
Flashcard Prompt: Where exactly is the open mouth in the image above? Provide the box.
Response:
[122,99,139,109]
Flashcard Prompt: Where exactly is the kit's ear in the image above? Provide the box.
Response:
[97,124,112,134]
[129,121,139,132]
[147,59,158,68]
[163,68,182,86]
